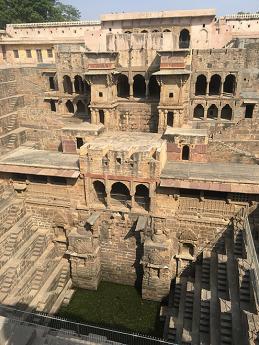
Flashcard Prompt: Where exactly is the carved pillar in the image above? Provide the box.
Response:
[158,109,164,133]
[105,110,110,128]
[129,83,134,99]
[105,181,111,209]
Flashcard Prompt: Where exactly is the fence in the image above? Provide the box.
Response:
[0,304,176,345]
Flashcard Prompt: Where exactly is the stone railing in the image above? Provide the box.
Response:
[7,20,100,28]
[223,13,259,20]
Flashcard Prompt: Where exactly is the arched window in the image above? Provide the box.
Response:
[167,112,174,127]
[141,30,148,33]
[76,100,85,113]
[63,75,73,94]
[99,110,105,124]
[163,29,171,33]
[209,75,221,95]
[74,75,84,94]
[221,105,232,120]
[125,31,132,34]
[93,180,106,204]
[148,75,160,99]
[182,145,190,161]
[133,74,146,98]
[66,100,74,114]
[135,184,150,210]
[195,75,207,95]
[223,75,236,94]
[111,182,131,208]
[152,29,159,33]
[179,29,190,49]
[117,74,130,98]
[193,104,204,119]
[207,104,218,119]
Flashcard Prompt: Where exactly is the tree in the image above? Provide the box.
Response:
[0,0,81,29]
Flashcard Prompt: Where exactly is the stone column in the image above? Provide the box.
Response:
[145,80,149,99]
[206,77,210,96]
[105,110,110,128]
[105,181,111,209]
[129,83,134,99]
[158,109,164,133]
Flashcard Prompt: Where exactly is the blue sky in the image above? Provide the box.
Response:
[62,0,259,20]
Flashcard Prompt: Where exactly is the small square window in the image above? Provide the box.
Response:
[13,50,19,58]
[169,92,174,98]
[203,24,206,28]
[26,49,32,58]
[76,137,84,149]
[99,92,103,97]
[47,49,53,58]
[116,157,122,165]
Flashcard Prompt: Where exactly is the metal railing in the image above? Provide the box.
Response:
[0,304,176,345]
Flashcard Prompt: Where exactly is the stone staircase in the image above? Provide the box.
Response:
[164,222,258,345]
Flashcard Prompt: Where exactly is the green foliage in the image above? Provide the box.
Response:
[58,282,163,337]
[0,0,81,29]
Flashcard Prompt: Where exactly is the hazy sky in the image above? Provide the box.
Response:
[62,0,259,20]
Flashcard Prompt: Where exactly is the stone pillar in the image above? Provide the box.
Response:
[145,80,149,99]
[105,181,111,209]
[206,77,210,96]
[105,110,110,128]
[129,83,134,99]
[158,109,165,133]
[220,79,224,95]
[218,105,222,120]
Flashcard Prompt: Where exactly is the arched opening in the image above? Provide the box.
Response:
[193,104,204,119]
[74,75,84,94]
[163,29,171,33]
[180,243,194,258]
[221,105,233,120]
[182,145,190,161]
[76,100,85,114]
[179,29,190,49]
[93,180,107,205]
[167,112,174,127]
[195,75,207,95]
[66,100,74,114]
[207,104,218,119]
[135,184,150,210]
[133,74,146,98]
[223,74,236,94]
[111,182,131,208]
[63,75,73,94]
[125,31,132,34]
[141,30,148,33]
[99,110,105,124]
[117,74,130,98]
[152,29,159,33]
[209,74,221,95]
[148,75,160,99]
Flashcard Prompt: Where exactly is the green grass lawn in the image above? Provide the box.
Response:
[58,282,163,337]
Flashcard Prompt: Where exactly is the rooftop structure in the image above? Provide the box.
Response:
[0,7,259,345]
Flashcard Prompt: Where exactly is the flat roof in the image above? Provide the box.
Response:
[0,148,79,178]
[160,161,259,194]
[85,132,163,152]
[164,128,208,137]
[161,161,259,184]
[101,9,216,22]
